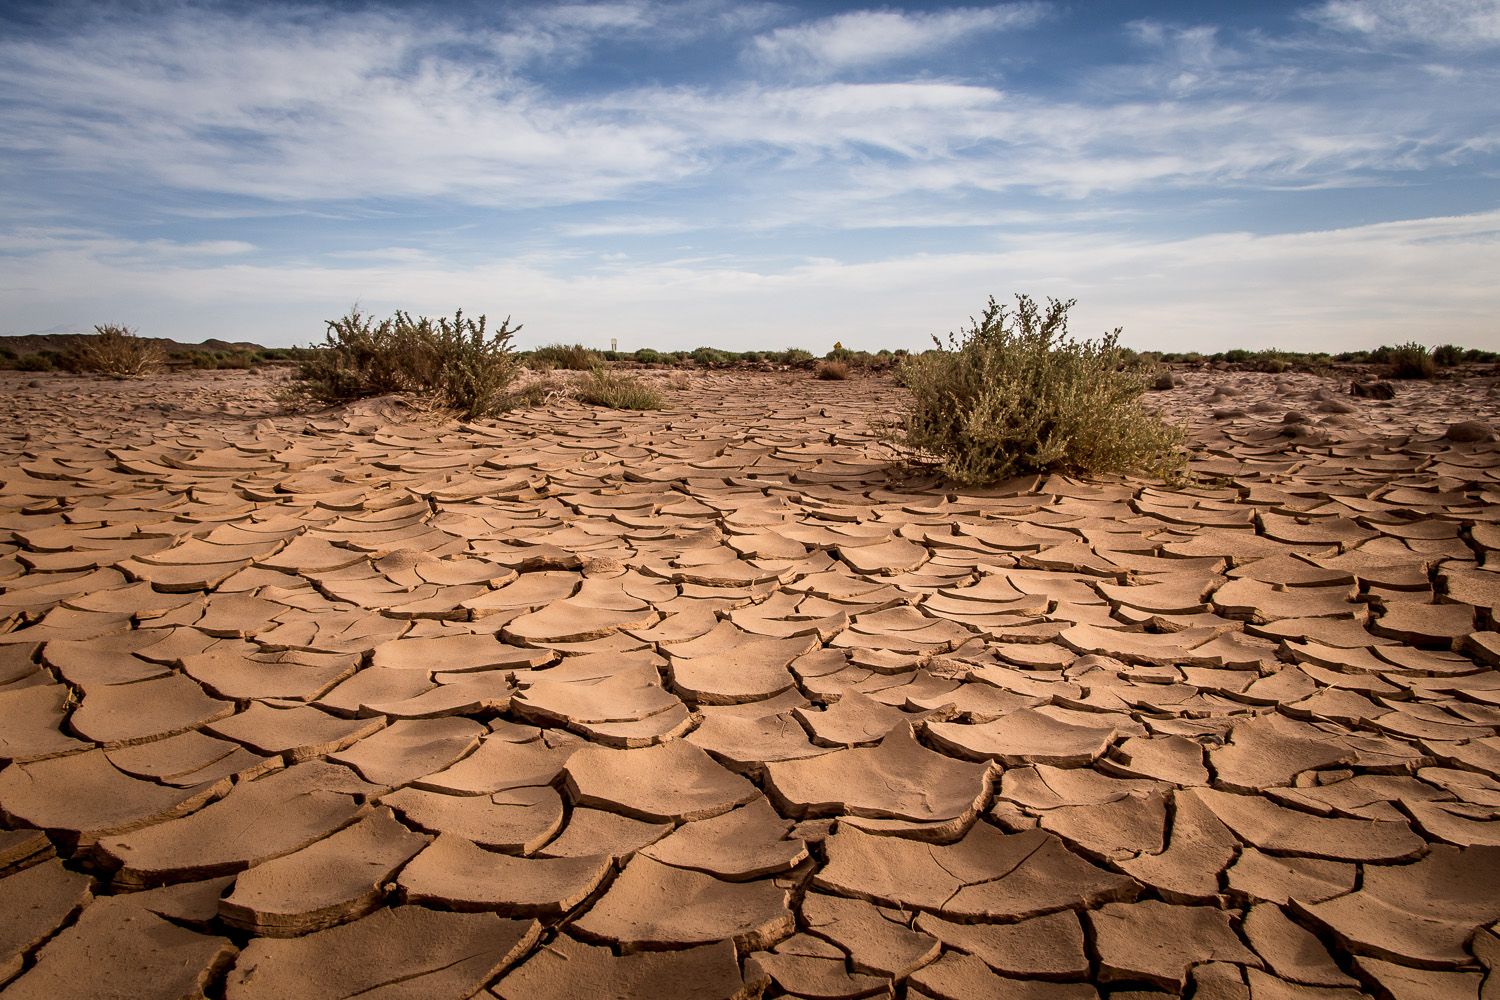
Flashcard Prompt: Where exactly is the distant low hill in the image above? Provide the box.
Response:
[0,333,270,355]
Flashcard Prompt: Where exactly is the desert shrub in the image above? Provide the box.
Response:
[1384,341,1435,379]
[690,347,730,367]
[634,348,664,365]
[530,343,600,370]
[1433,344,1463,367]
[780,348,814,367]
[894,294,1183,485]
[16,352,53,372]
[815,360,850,380]
[290,307,519,418]
[1250,350,1288,374]
[826,343,854,363]
[572,366,663,410]
[72,324,163,378]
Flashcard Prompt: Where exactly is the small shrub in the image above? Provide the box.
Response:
[16,352,53,372]
[690,347,730,367]
[289,306,520,418]
[1432,344,1463,367]
[826,344,854,363]
[634,348,664,365]
[894,294,1183,485]
[781,348,814,367]
[572,367,664,410]
[1385,342,1435,379]
[530,344,600,370]
[73,324,163,378]
[815,360,850,380]
[1251,350,1288,374]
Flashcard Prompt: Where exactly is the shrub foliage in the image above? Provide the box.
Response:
[74,324,164,378]
[290,307,519,419]
[895,294,1183,485]
[815,360,850,380]
[572,366,664,410]
[529,344,601,370]
[1384,341,1435,380]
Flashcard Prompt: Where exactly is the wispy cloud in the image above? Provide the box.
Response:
[5,211,1497,352]
[747,3,1048,75]
[1307,0,1500,50]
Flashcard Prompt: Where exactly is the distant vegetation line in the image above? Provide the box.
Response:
[3,327,1495,377]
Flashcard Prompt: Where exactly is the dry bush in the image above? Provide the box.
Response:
[530,344,601,370]
[74,324,163,378]
[572,367,664,410]
[894,294,1183,485]
[815,360,850,380]
[289,307,519,418]
[1386,342,1436,380]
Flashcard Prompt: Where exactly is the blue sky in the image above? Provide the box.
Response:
[1,0,1497,351]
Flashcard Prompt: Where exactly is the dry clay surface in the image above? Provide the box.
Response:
[0,365,1498,1000]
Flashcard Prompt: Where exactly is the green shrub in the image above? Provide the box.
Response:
[1433,344,1463,367]
[1385,341,1435,379]
[815,360,850,380]
[780,348,814,367]
[690,346,730,367]
[72,324,163,378]
[290,307,519,418]
[894,294,1183,485]
[1251,349,1288,374]
[530,344,600,370]
[572,366,664,410]
[16,352,53,372]
[634,348,664,365]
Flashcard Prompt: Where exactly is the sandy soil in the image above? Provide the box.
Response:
[0,364,1497,999]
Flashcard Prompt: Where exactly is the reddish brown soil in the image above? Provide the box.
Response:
[0,365,1496,999]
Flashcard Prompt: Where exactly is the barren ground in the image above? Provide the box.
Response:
[0,364,1497,1000]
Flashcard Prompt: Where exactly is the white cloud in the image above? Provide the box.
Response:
[5,212,1497,353]
[0,7,695,206]
[558,216,702,237]
[1307,0,1500,49]
[0,2,1490,215]
[748,4,1048,75]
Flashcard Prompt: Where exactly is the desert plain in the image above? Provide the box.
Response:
[0,362,1497,1000]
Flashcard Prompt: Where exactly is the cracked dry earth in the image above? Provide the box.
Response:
[0,365,1498,1000]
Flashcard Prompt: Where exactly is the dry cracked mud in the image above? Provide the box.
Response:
[0,363,1498,999]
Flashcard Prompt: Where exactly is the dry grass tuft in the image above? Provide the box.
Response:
[894,294,1183,484]
[572,367,664,410]
[815,360,850,380]
[74,324,163,378]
